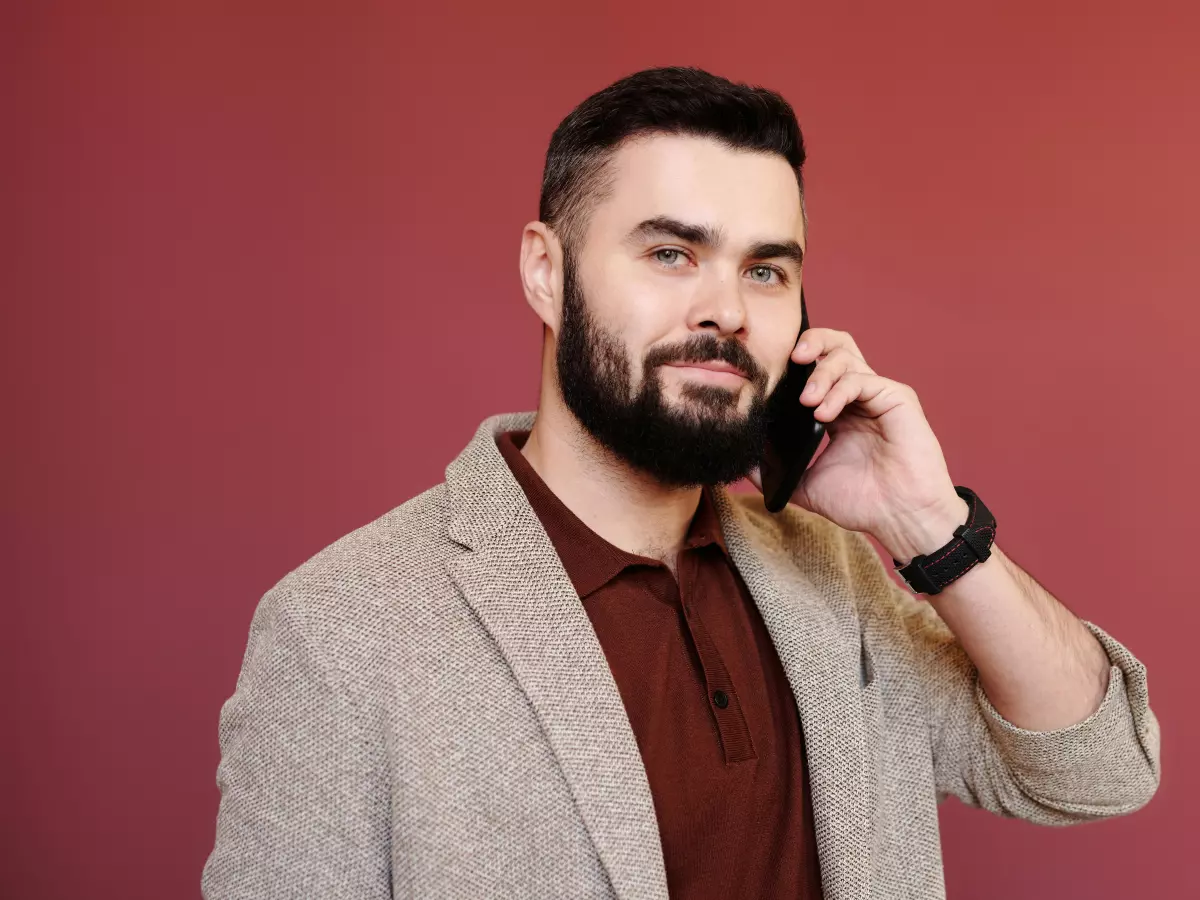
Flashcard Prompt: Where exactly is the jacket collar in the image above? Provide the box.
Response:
[444,411,538,552]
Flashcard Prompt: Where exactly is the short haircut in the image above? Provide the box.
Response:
[538,66,808,253]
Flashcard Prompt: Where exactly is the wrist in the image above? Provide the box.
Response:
[879,495,970,566]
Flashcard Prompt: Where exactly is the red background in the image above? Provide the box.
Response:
[3,2,1196,897]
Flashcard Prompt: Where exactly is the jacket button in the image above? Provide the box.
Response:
[713,690,729,709]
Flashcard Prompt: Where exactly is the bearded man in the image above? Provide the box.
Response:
[202,67,1160,900]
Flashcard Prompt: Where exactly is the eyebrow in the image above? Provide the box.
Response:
[746,241,804,270]
[625,216,804,269]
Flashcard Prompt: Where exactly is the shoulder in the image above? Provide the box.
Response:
[243,482,462,678]
[728,491,881,583]
[726,491,924,629]
[274,482,455,607]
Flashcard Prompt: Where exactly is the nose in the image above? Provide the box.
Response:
[690,268,748,336]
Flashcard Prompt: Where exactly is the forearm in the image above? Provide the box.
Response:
[885,499,1110,732]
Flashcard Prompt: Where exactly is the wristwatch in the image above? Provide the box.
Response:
[893,486,996,595]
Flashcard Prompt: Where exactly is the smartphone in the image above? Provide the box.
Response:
[760,287,826,513]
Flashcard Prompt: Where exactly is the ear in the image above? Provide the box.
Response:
[519,221,565,335]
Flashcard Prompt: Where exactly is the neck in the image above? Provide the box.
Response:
[520,398,703,565]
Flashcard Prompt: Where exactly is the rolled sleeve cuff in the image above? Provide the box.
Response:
[973,621,1161,815]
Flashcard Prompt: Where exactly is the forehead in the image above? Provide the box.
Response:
[589,133,806,249]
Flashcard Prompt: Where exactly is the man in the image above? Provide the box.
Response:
[202,67,1160,900]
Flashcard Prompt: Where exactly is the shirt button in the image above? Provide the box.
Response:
[713,690,729,709]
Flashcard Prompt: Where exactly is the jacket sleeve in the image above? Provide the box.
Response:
[848,531,1162,825]
[201,588,392,899]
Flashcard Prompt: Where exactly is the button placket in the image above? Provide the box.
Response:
[678,551,757,763]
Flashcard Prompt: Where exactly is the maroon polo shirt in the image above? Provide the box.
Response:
[497,431,823,899]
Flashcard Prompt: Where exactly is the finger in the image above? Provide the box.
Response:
[799,347,875,407]
[815,372,910,421]
[746,466,763,492]
[791,328,866,365]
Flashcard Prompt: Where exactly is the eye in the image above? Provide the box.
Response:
[747,264,785,285]
[652,248,687,266]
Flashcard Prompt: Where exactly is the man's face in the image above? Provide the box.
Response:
[554,134,806,487]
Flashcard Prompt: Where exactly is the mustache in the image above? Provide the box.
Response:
[643,335,770,389]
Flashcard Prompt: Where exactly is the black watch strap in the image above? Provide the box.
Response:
[893,486,996,595]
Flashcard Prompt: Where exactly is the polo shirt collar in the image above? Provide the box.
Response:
[495,429,729,599]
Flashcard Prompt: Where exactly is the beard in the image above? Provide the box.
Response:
[555,252,777,488]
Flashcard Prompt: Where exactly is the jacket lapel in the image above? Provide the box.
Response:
[445,413,669,900]
[713,488,878,900]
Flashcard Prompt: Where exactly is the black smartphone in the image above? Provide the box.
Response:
[760,287,826,513]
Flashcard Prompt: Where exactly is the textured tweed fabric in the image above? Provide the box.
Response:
[201,411,1161,900]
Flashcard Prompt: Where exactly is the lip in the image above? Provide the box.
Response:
[664,361,749,382]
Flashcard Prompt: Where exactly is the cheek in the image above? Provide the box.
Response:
[592,261,682,348]
[753,310,804,382]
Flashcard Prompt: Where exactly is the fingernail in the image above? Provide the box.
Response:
[796,341,809,353]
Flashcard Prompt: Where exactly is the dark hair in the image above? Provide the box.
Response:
[539,66,807,251]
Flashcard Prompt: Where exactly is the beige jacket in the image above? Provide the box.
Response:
[202,411,1161,900]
